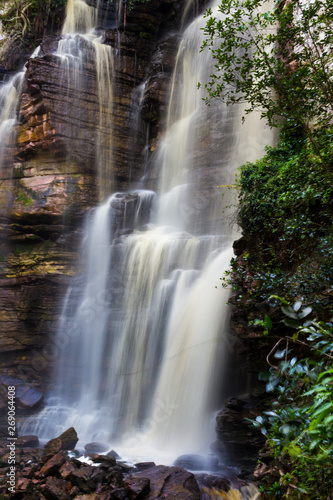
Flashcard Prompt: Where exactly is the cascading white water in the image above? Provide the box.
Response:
[57,0,114,198]
[61,197,113,407]
[0,46,41,174]
[22,0,274,469]
[62,0,96,34]
[0,74,23,172]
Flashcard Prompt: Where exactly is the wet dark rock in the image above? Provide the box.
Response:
[90,454,117,467]
[84,441,109,455]
[40,451,67,478]
[106,449,120,459]
[225,398,246,412]
[44,427,78,454]
[18,387,44,408]
[17,435,40,448]
[40,476,72,500]
[216,407,263,447]
[0,376,44,409]
[0,435,39,448]
[96,484,117,500]
[21,462,39,478]
[117,462,134,473]
[196,473,230,495]
[112,488,130,499]
[105,466,124,488]
[126,465,201,499]
[59,459,80,480]
[174,454,219,472]
[0,274,75,392]
[134,461,156,471]
[214,401,265,477]
[21,447,45,463]
[0,448,9,465]
[69,485,81,496]
[233,236,249,257]
[15,476,34,494]
[125,475,150,496]
[71,464,106,492]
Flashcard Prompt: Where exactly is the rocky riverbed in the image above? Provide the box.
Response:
[0,427,261,499]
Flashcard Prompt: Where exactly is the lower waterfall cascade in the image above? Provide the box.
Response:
[1,0,275,478]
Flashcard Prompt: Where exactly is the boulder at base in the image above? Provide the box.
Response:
[125,465,201,499]
[44,427,78,454]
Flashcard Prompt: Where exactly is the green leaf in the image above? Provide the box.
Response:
[299,306,313,319]
[283,317,300,328]
[318,369,333,382]
[264,410,279,417]
[264,314,272,330]
[311,402,333,418]
[323,415,333,426]
[282,305,298,319]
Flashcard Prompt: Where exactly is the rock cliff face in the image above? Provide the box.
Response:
[0,0,190,392]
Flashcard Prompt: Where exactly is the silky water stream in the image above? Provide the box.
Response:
[18,0,273,488]
[0,46,41,175]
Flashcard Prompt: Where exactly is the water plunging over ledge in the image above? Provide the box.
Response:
[20,0,274,468]
[57,0,114,199]
[0,75,24,173]
[0,46,41,177]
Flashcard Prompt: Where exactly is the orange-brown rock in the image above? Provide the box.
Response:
[44,427,78,454]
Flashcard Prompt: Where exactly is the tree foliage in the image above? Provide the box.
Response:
[200,0,333,154]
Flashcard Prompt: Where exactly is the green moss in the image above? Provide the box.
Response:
[16,190,33,206]
[139,31,150,39]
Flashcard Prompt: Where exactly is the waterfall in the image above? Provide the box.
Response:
[0,46,41,176]
[21,0,273,467]
[62,0,96,34]
[57,0,114,199]
[0,74,23,174]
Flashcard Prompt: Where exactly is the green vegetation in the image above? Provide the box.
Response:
[253,313,333,498]
[16,189,33,205]
[15,180,37,206]
[200,0,333,159]
[201,0,333,496]
[229,143,333,495]
[1,0,67,38]
[235,126,333,309]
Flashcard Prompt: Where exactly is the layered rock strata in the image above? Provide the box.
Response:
[0,0,185,388]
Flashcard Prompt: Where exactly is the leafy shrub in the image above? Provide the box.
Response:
[230,125,333,313]
[252,319,333,498]
[200,0,333,159]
